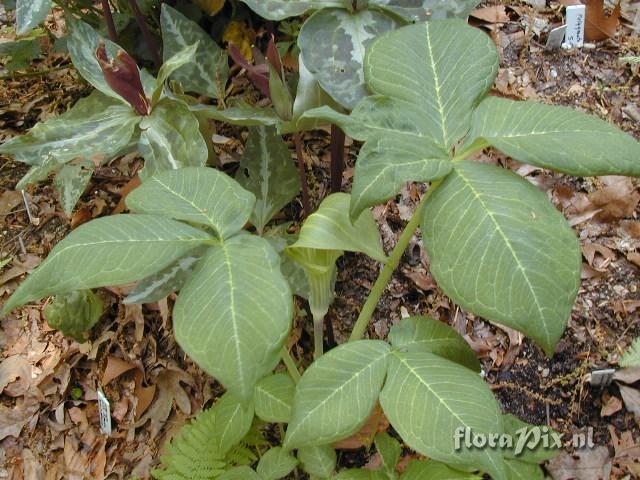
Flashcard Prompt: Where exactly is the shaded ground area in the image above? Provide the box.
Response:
[1,1,640,478]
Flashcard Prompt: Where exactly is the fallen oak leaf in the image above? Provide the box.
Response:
[585,0,621,41]
[619,385,640,419]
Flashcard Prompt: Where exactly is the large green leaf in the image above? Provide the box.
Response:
[160,4,229,98]
[371,0,482,21]
[504,460,544,480]
[3,215,213,313]
[422,161,582,354]
[235,126,300,233]
[173,234,292,400]
[0,91,140,166]
[299,8,401,109]
[44,290,104,342]
[466,97,640,177]
[239,0,346,20]
[375,432,401,476]
[389,316,480,372]
[127,167,255,239]
[54,160,95,216]
[502,414,560,464]
[400,461,481,479]
[219,467,261,480]
[138,98,208,178]
[380,351,506,480]
[289,193,386,262]
[254,373,295,423]
[256,447,299,480]
[67,21,129,102]
[284,340,390,448]
[298,445,337,479]
[16,0,53,35]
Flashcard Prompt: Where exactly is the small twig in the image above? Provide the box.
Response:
[101,0,119,42]
[17,235,27,256]
[20,190,39,226]
[293,133,312,218]
[129,0,161,69]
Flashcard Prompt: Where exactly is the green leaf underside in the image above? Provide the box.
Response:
[257,447,299,480]
[290,193,386,262]
[298,445,337,479]
[0,92,139,166]
[54,161,95,216]
[124,246,207,304]
[400,460,481,479]
[467,97,640,177]
[254,373,295,423]
[504,460,544,480]
[299,8,402,109]
[375,432,401,475]
[16,0,53,35]
[380,351,506,480]
[173,234,292,400]
[422,161,581,354]
[4,215,212,313]
[284,340,390,449]
[236,126,300,233]
[389,316,480,372]
[138,99,208,178]
[127,167,255,239]
[160,4,229,98]
[44,290,104,342]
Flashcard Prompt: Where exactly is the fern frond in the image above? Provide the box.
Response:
[620,337,640,368]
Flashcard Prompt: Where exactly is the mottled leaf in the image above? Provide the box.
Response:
[138,98,208,178]
[235,126,300,233]
[0,91,140,166]
[422,161,582,354]
[44,290,104,341]
[191,103,282,127]
[239,0,345,20]
[299,8,401,109]
[127,167,255,239]
[160,4,229,98]
[465,97,640,177]
[371,0,482,21]
[54,161,95,216]
[16,0,53,35]
[380,351,506,480]
[298,445,337,479]
[173,234,292,400]
[256,447,299,480]
[389,316,480,372]
[254,373,295,423]
[284,340,390,448]
[4,215,213,312]
[153,42,199,105]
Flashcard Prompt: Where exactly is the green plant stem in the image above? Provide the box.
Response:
[349,181,442,342]
[281,347,301,383]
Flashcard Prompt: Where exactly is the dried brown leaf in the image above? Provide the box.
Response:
[585,0,621,41]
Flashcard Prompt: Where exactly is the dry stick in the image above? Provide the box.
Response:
[330,124,346,193]
[129,0,161,69]
[101,0,118,43]
[293,133,312,218]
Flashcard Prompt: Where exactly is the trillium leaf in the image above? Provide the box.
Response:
[191,104,283,127]
[138,98,208,178]
[54,160,95,216]
[16,0,53,35]
[421,161,582,354]
[0,91,140,166]
[3,215,213,312]
[127,167,255,239]
[173,234,292,400]
[371,0,482,21]
[44,290,104,342]
[298,445,337,479]
[160,4,229,98]
[284,340,390,449]
[254,373,295,423]
[153,42,199,105]
[124,246,208,304]
[389,316,480,372]
[400,460,481,479]
[299,8,402,109]
[290,193,386,262]
[465,97,640,177]
[380,351,506,480]
[239,0,346,21]
[256,447,299,480]
[235,126,300,233]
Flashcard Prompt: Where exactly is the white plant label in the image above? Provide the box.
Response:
[565,5,586,48]
[97,389,112,435]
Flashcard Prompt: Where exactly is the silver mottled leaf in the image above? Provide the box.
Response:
[16,0,53,35]
[239,0,346,20]
[54,160,95,216]
[371,0,482,21]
